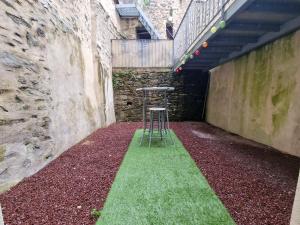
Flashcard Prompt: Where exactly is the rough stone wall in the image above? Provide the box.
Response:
[93,1,123,124]
[113,68,209,122]
[113,68,185,121]
[172,0,192,34]
[120,18,142,39]
[207,30,300,157]
[0,0,121,191]
[142,0,191,39]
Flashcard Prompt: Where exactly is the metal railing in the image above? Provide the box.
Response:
[174,0,235,65]
[118,0,149,8]
[112,40,173,68]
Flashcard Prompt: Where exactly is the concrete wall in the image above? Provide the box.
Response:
[0,0,121,191]
[207,30,300,157]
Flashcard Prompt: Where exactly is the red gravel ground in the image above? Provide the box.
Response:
[0,122,299,225]
[0,123,138,225]
[172,122,300,225]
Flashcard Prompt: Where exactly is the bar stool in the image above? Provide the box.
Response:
[148,107,166,148]
[164,102,174,145]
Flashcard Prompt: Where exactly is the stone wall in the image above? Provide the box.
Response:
[113,68,184,121]
[207,30,300,157]
[142,0,191,39]
[113,68,209,122]
[0,0,122,191]
[120,18,141,39]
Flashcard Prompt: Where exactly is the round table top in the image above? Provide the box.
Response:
[136,87,175,91]
[149,107,166,111]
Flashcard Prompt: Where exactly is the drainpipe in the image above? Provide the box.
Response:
[290,169,300,225]
[201,71,211,121]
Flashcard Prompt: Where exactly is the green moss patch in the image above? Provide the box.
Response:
[112,70,136,89]
[0,145,6,162]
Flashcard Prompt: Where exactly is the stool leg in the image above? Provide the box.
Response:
[149,111,154,148]
[162,111,167,146]
[140,109,148,146]
[166,108,170,130]
[162,110,167,135]
[165,109,174,145]
[159,111,163,141]
[140,118,146,145]
[140,131,145,145]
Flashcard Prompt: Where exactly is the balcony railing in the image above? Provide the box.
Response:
[118,0,148,8]
[112,40,173,68]
[174,0,236,65]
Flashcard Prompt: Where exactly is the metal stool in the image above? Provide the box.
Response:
[164,102,174,145]
[148,107,166,148]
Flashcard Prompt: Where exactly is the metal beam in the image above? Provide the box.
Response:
[187,59,217,63]
[184,65,211,68]
[183,68,210,71]
[200,46,242,53]
[185,62,216,66]
[247,2,300,15]
[209,38,257,46]
[227,22,281,32]
[184,64,212,68]
[192,54,228,61]
[214,34,258,42]
[219,15,300,65]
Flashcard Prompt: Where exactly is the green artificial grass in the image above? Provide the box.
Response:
[96,130,235,225]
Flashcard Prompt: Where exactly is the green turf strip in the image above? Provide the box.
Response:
[96,130,235,225]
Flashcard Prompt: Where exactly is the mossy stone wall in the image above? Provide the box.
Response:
[113,68,185,121]
[113,68,209,122]
[207,30,300,157]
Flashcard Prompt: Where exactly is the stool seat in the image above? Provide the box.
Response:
[149,107,166,111]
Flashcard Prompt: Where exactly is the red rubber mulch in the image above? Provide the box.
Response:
[0,122,299,225]
[171,122,300,225]
[0,123,139,225]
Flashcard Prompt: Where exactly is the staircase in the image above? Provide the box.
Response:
[116,2,161,39]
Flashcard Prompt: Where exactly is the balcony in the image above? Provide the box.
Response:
[173,0,300,70]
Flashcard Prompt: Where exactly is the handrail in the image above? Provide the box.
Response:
[173,0,233,65]
[118,0,148,8]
